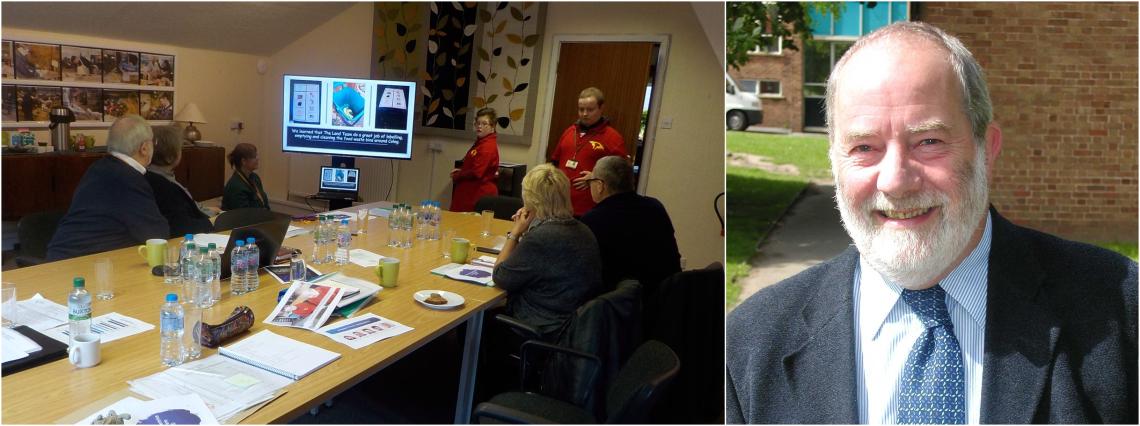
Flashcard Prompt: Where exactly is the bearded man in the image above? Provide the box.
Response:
[726,21,1136,424]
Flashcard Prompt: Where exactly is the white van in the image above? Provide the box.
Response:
[725,73,763,131]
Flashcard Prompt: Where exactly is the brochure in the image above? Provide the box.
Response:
[75,394,220,425]
[317,313,413,350]
[264,281,344,330]
[265,264,324,285]
[430,263,495,286]
[312,272,382,310]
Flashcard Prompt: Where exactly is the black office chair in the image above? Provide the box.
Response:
[473,340,680,424]
[14,210,66,267]
[212,208,291,232]
[473,196,524,220]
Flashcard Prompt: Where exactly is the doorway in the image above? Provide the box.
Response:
[539,36,669,192]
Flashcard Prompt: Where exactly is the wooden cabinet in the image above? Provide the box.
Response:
[1,146,225,220]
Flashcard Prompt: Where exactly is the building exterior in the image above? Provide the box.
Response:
[730,1,1138,243]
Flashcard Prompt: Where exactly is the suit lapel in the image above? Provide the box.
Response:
[781,247,860,423]
[980,210,1059,423]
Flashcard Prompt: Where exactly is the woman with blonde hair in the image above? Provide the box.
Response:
[492,164,603,337]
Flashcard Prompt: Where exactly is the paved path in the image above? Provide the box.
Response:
[733,183,853,307]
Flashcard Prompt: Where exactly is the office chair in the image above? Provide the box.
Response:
[212,208,291,231]
[473,339,680,424]
[473,196,524,220]
[14,210,66,267]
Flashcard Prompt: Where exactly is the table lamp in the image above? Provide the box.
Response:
[174,103,207,143]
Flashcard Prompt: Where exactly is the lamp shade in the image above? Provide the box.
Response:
[174,103,207,124]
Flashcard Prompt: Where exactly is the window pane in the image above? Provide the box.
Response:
[809,6,832,36]
[835,2,860,36]
[803,84,826,98]
[803,40,831,84]
[759,80,781,95]
[739,79,758,93]
[863,1,890,32]
[891,1,909,22]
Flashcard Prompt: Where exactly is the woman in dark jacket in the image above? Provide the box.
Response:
[222,142,270,210]
[144,125,215,237]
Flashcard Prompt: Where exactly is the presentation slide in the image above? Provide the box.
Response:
[282,75,416,160]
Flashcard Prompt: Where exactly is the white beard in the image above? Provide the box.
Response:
[835,146,990,289]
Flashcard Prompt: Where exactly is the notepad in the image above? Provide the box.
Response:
[218,330,341,380]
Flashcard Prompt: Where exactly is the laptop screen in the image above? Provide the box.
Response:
[319,167,360,192]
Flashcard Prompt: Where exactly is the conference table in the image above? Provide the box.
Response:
[0,201,511,424]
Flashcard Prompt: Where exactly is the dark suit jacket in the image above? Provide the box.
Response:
[144,171,213,237]
[47,156,170,261]
[580,191,681,298]
[726,209,1137,423]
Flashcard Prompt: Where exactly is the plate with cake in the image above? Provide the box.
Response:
[413,290,465,310]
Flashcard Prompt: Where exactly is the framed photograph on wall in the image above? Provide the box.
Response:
[140,90,173,120]
[102,49,139,84]
[64,87,103,121]
[2,41,12,79]
[13,41,61,81]
[2,85,15,121]
[16,85,62,121]
[102,89,139,121]
[140,53,174,86]
[61,45,103,83]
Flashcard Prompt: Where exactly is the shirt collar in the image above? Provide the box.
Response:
[110,151,146,174]
[859,211,992,336]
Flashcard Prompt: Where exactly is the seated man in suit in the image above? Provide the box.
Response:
[47,115,169,261]
[580,155,681,298]
[726,21,1136,424]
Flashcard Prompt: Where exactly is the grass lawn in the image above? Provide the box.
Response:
[1097,242,1138,260]
[725,131,831,306]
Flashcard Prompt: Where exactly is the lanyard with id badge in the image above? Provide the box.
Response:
[565,128,588,170]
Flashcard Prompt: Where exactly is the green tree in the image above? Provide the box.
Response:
[726,2,842,70]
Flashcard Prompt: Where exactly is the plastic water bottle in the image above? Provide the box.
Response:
[245,237,261,292]
[195,246,214,308]
[388,208,400,247]
[290,252,307,284]
[182,294,202,360]
[180,242,197,301]
[430,201,442,240]
[312,215,326,264]
[402,205,415,248]
[180,234,195,261]
[322,219,336,264]
[336,218,351,265]
[208,243,221,304]
[67,277,92,347]
[230,240,247,295]
[160,293,184,367]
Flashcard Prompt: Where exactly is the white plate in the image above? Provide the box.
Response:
[414,290,465,310]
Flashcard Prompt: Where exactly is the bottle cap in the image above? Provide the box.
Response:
[185,234,193,240]
[342,219,349,224]
[235,239,245,247]
[166,293,178,302]
[187,242,196,250]
[199,246,208,253]
[246,237,256,244]
[73,277,85,288]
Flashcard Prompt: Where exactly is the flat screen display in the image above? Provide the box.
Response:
[282,74,415,160]
[319,166,359,192]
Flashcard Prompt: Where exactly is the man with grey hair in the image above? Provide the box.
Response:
[47,115,169,260]
[580,155,680,297]
[726,21,1136,424]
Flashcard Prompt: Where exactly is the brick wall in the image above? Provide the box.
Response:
[918,2,1138,242]
[729,44,805,132]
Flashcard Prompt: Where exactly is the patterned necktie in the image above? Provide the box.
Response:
[898,285,966,424]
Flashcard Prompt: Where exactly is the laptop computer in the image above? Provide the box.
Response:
[315,166,360,201]
[219,217,290,280]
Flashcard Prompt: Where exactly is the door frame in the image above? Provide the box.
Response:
[535,34,671,195]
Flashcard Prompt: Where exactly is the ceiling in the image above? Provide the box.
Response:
[1,2,357,56]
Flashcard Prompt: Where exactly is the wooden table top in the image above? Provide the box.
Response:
[1,203,510,424]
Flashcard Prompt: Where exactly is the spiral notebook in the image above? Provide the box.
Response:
[218,330,341,380]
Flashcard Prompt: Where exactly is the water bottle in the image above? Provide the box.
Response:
[290,252,307,284]
[182,294,202,360]
[336,218,351,265]
[180,242,197,301]
[159,293,184,367]
[208,243,221,304]
[230,240,247,295]
[245,237,261,292]
[312,215,326,264]
[322,219,335,264]
[180,234,195,261]
[195,247,213,308]
[402,205,415,248]
[67,277,92,348]
[431,201,442,240]
[418,202,429,240]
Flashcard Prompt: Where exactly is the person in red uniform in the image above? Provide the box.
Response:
[450,107,500,212]
[549,87,628,216]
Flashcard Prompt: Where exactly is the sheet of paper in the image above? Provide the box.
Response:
[285,225,310,239]
[347,249,390,267]
[42,312,155,344]
[16,293,69,332]
[471,255,497,269]
[128,355,290,423]
[74,394,220,425]
[191,233,231,251]
[317,313,413,350]
[368,207,391,218]
[314,272,381,307]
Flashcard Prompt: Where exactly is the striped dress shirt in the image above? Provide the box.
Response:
[854,212,991,424]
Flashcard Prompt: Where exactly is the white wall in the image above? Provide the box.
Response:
[1,28,266,164]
